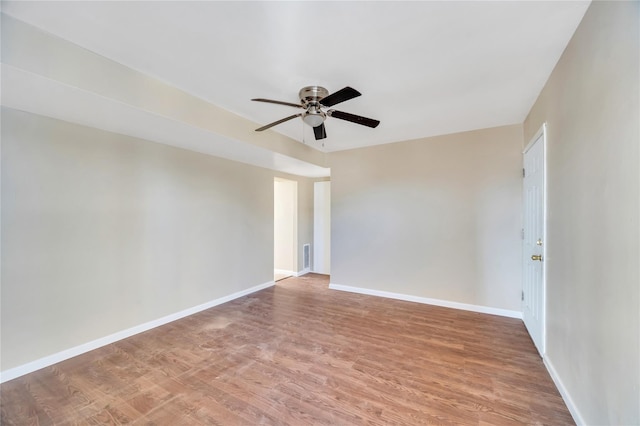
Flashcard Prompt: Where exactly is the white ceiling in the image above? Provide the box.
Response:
[2,1,590,154]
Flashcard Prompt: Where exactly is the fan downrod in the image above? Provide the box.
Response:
[299,86,329,105]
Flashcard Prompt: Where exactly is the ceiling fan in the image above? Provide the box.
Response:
[251,86,380,140]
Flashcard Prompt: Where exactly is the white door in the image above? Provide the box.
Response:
[523,127,545,356]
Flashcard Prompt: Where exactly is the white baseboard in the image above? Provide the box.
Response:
[275,268,311,277]
[544,355,584,425]
[328,283,522,319]
[296,268,310,276]
[0,280,275,383]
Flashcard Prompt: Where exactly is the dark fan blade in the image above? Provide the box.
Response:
[252,98,304,109]
[255,113,302,131]
[329,110,380,128]
[313,123,327,140]
[319,86,361,107]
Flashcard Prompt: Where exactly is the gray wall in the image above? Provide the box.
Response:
[329,124,523,312]
[524,1,639,424]
[1,108,279,370]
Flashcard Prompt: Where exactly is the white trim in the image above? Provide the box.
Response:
[274,269,296,277]
[274,268,311,278]
[328,283,522,319]
[524,122,547,154]
[296,268,311,277]
[544,356,585,425]
[0,280,275,383]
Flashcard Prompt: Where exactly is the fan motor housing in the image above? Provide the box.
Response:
[252,85,379,139]
[299,86,329,105]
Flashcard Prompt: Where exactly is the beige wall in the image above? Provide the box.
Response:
[0,108,277,370]
[1,12,327,374]
[524,1,639,424]
[329,124,523,312]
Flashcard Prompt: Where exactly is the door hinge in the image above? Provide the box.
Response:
[521,228,525,240]
[522,168,526,178]
[521,291,524,301]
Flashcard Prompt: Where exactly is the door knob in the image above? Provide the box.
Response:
[531,254,543,261]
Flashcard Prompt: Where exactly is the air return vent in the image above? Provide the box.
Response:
[303,244,311,270]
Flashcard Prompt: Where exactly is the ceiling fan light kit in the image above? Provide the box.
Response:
[302,105,326,127]
[251,85,380,141]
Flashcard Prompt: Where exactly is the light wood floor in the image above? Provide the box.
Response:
[1,274,573,425]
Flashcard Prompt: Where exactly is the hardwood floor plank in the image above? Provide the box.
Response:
[1,274,573,425]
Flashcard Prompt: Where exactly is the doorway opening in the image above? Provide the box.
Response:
[274,178,297,282]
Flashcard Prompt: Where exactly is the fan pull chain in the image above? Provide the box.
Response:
[302,119,306,144]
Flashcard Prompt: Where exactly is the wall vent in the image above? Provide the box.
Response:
[303,244,311,270]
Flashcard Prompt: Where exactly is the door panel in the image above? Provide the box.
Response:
[523,130,545,356]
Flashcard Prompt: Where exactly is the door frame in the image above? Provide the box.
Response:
[522,123,547,356]
[274,177,298,279]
